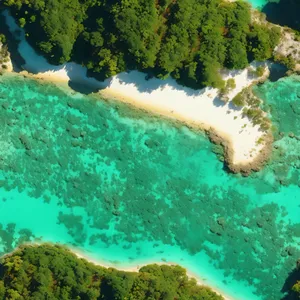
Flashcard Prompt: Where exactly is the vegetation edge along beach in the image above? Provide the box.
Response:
[2,0,297,174]
[0,243,228,300]
[0,0,300,299]
[0,243,299,300]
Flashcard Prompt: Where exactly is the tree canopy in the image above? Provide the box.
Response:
[4,0,281,87]
[0,244,224,300]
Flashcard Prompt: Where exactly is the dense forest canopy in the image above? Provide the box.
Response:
[3,0,281,89]
[0,244,223,300]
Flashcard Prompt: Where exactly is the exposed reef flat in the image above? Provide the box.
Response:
[207,129,273,175]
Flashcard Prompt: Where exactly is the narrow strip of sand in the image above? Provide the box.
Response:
[72,248,235,300]
[1,242,235,300]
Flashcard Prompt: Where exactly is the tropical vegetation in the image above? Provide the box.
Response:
[3,0,281,89]
[0,244,223,299]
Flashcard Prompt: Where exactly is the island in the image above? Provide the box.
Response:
[0,0,299,300]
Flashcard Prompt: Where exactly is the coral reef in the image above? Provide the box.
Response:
[0,74,299,299]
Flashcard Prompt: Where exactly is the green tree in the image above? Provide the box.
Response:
[19,17,26,28]
[0,245,223,300]
[4,0,281,87]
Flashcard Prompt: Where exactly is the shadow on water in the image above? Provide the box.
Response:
[262,0,300,31]
[0,9,112,95]
[115,71,207,97]
[212,96,226,108]
[0,9,224,99]
[0,7,291,101]
[268,63,289,82]
[68,81,101,95]
[0,13,25,71]
[281,264,300,300]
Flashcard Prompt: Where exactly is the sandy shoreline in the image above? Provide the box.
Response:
[72,247,234,300]
[24,66,271,174]
[2,9,272,174]
[0,242,234,300]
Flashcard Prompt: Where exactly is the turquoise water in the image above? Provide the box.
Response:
[245,0,279,9]
[0,73,299,300]
[246,0,268,8]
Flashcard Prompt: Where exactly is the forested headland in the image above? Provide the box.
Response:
[3,0,280,89]
[0,244,224,299]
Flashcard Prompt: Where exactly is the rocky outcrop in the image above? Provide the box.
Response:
[207,129,273,176]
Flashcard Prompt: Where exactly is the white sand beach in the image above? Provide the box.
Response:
[100,68,269,167]
[2,10,270,170]
[72,248,235,300]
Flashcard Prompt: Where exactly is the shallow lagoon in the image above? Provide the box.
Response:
[0,73,299,300]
